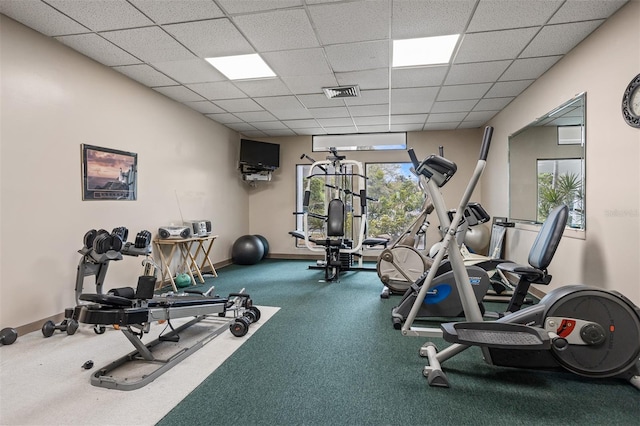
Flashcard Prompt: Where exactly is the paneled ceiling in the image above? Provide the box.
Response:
[0,0,628,137]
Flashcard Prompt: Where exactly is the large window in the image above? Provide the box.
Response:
[294,162,423,248]
[537,158,584,228]
[365,163,423,245]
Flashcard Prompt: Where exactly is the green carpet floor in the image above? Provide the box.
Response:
[157,259,639,426]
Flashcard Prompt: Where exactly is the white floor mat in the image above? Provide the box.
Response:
[0,306,278,426]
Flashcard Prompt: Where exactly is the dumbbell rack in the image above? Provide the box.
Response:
[42,228,153,338]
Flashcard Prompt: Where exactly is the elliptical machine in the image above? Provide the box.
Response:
[400,127,640,390]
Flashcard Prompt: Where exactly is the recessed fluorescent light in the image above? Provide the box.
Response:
[205,53,276,80]
[392,34,460,67]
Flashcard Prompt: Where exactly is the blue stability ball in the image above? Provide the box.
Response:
[254,234,269,259]
[232,235,264,265]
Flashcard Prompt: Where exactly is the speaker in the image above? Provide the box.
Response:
[158,226,191,240]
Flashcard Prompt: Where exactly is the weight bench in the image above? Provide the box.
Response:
[73,277,259,390]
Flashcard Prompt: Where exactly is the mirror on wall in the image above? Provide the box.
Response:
[508,93,585,230]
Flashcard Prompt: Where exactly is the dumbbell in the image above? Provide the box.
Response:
[0,327,18,345]
[134,230,152,249]
[112,226,129,243]
[93,231,124,254]
[229,306,261,337]
[41,308,79,338]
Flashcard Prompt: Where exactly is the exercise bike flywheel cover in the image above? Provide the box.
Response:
[544,287,640,378]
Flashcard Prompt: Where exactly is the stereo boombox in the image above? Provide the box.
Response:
[158,226,191,240]
[183,220,212,237]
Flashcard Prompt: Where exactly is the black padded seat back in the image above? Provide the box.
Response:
[528,204,569,270]
[327,199,345,237]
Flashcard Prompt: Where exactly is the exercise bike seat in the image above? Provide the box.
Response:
[496,263,551,285]
[495,205,569,312]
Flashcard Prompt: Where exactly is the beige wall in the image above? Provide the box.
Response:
[0,17,249,329]
[483,0,640,304]
[247,129,485,257]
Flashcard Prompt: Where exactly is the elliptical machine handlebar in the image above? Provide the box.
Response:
[479,126,493,161]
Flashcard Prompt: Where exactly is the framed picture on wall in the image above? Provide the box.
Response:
[81,144,137,201]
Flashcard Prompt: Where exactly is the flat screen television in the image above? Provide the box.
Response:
[240,139,280,171]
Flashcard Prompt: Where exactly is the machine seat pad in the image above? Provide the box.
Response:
[288,230,319,244]
[363,237,389,247]
[496,262,544,282]
[79,293,134,307]
[148,295,228,308]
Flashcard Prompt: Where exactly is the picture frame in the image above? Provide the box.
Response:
[81,144,137,201]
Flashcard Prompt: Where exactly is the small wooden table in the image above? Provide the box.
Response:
[154,235,218,291]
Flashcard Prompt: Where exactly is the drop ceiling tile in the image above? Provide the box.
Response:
[431,100,478,113]
[47,0,153,32]
[254,96,313,120]
[234,9,319,51]
[154,86,205,102]
[233,79,292,97]
[212,98,263,112]
[163,19,253,58]
[216,0,303,15]
[262,48,332,77]
[55,34,142,66]
[309,107,350,119]
[240,130,269,138]
[264,129,298,137]
[308,0,389,45]
[357,125,391,133]
[151,59,226,84]
[391,123,424,132]
[0,1,89,36]
[445,61,511,85]
[318,117,354,127]
[324,41,389,73]
[391,114,428,124]
[458,121,488,129]
[226,122,258,132]
[427,112,468,123]
[392,87,439,104]
[298,94,345,109]
[392,0,475,39]
[499,56,562,81]
[101,27,194,62]
[423,122,460,130]
[345,89,389,106]
[113,64,176,86]
[295,128,326,135]
[391,66,448,89]
[205,113,243,124]
[336,69,389,90]
[282,119,322,129]
[187,81,247,100]
[438,83,492,101]
[183,101,225,114]
[473,97,514,111]
[255,95,305,110]
[455,28,539,63]
[467,0,562,32]
[520,20,604,57]
[251,121,290,130]
[130,0,224,24]
[327,126,358,134]
[281,74,339,96]
[353,116,389,126]
[486,80,534,97]
[349,104,390,117]
[548,0,628,24]
[234,111,278,122]
[465,111,499,122]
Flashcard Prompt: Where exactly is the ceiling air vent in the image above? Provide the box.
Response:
[323,85,361,99]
